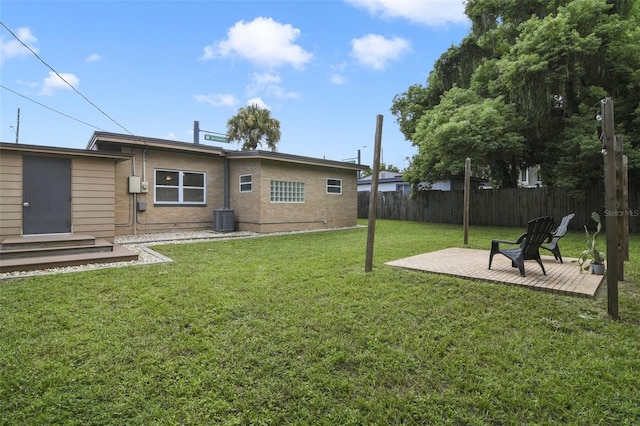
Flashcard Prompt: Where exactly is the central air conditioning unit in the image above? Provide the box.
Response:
[213,208,235,232]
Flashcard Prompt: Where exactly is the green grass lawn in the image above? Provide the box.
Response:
[1,220,639,425]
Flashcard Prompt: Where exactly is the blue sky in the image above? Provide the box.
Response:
[1,0,469,169]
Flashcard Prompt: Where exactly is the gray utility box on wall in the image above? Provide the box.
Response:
[213,208,235,232]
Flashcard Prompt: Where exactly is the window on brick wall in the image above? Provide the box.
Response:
[239,174,253,192]
[155,169,206,205]
[270,180,305,203]
[326,178,342,194]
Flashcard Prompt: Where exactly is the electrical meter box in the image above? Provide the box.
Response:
[128,176,141,193]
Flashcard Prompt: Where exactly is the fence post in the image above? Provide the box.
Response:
[464,158,470,244]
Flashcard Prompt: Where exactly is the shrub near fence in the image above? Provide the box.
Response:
[357,186,640,233]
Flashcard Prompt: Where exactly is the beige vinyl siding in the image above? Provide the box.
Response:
[0,151,23,239]
[71,158,116,241]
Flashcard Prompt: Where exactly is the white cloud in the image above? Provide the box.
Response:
[330,73,347,85]
[40,71,79,95]
[345,0,468,25]
[350,34,411,70]
[86,53,102,62]
[200,17,313,69]
[330,63,348,84]
[17,79,39,89]
[246,72,299,99]
[247,97,270,109]
[0,27,39,65]
[194,93,239,107]
[200,45,215,60]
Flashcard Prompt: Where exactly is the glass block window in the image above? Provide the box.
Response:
[239,174,253,192]
[155,169,206,205]
[270,180,305,203]
[326,178,342,194]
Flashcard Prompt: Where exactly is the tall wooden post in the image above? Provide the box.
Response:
[601,97,619,319]
[463,158,470,245]
[365,115,383,273]
[622,154,629,262]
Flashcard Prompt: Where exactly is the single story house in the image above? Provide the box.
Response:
[357,171,411,192]
[0,132,368,244]
[519,166,543,188]
[358,171,486,192]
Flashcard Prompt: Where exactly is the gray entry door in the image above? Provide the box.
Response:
[23,155,72,235]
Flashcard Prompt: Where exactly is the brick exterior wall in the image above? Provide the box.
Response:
[111,146,360,235]
[114,147,225,235]
[229,159,358,233]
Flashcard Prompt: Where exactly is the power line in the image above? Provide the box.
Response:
[1,84,107,131]
[0,21,133,135]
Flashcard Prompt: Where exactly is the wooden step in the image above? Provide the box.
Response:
[1,234,96,250]
[0,245,139,273]
[0,239,115,260]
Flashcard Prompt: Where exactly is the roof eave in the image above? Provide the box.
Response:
[0,142,132,161]
[224,149,369,171]
[88,131,226,156]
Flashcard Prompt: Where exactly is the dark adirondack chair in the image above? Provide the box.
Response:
[488,216,555,277]
[541,213,575,263]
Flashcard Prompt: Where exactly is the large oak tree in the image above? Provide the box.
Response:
[392,0,640,195]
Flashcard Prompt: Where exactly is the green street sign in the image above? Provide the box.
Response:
[204,134,227,143]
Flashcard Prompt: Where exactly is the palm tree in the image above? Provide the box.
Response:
[226,104,281,152]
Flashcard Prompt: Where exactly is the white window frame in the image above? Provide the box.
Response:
[154,169,206,205]
[396,183,410,192]
[239,174,253,193]
[520,168,529,184]
[326,178,342,195]
[270,180,305,203]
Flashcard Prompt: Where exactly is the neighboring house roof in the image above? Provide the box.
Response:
[358,171,404,185]
[0,141,132,162]
[87,132,368,172]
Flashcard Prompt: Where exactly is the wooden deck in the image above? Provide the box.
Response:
[386,248,604,298]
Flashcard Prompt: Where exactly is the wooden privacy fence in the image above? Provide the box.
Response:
[357,186,640,233]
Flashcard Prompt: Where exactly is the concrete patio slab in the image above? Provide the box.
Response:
[386,247,604,297]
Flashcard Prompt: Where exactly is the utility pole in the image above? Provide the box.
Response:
[10,108,20,143]
[15,108,20,143]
